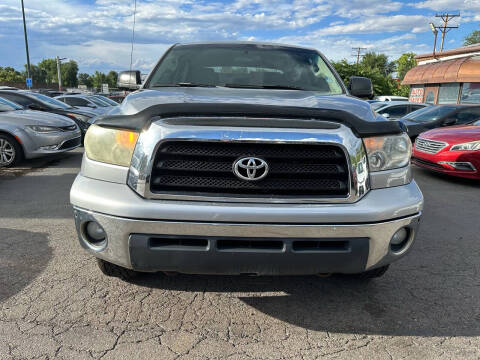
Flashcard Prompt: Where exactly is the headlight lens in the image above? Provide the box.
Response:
[26,125,60,133]
[363,133,411,172]
[450,140,480,151]
[84,124,139,167]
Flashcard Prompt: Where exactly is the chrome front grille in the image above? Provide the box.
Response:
[415,137,448,154]
[150,141,350,197]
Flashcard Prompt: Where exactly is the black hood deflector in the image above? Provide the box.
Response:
[94,103,404,138]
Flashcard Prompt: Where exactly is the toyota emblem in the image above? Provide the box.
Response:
[233,157,269,181]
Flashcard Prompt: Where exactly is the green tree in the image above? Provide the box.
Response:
[78,73,93,88]
[91,71,107,90]
[331,59,397,96]
[361,52,395,76]
[23,64,47,84]
[464,30,480,46]
[37,58,58,84]
[61,60,79,87]
[395,52,417,80]
[0,67,25,82]
[106,71,118,88]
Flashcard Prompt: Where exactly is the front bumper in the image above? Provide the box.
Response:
[71,175,423,275]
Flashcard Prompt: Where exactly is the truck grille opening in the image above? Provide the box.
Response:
[150,141,349,197]
[292,240,350,252]
[217,239,284,251]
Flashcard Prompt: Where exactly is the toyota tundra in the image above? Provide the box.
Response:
[70,42,423,280]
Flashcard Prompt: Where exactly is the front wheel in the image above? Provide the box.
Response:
[0,134,23,168]
[96,258,140,281]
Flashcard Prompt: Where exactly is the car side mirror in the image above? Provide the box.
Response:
[382,113,390,119]
[87,104,97,108]
[443,118,456,126]
[27,104,44,111]
[348,76,373,98]
[117,70,142,90]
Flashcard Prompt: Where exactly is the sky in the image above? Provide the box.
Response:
[0,0,479,75]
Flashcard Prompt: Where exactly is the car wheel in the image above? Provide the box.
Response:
[350,265,390,280]
[0,134,23,168]
[96,258,140,281]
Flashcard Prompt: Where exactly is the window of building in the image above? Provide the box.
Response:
[425,90,435,104]
[437,83,460,104]
[460,83,480,104]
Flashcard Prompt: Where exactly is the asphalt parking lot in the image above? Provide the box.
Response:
[0,149,479,360]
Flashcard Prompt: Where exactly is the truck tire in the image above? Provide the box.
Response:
[351,265,389,280]
[96,258,140,281]
[0,134,23,168]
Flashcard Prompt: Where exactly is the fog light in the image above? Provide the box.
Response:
[85,221,106,244]
[390,227,409,252]
[39,144,58,150]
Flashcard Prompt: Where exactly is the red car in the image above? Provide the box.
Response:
[412,119,480,180]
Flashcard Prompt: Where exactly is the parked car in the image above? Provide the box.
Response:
[92,95,120,107]
[371,101,429,120]
[71,41,422,281]
[55,94,114,115]
[0,96,81,167]
[0,90,94,141]
[399,105,480,139]
[375,95,408,102]
[412,120,480,179]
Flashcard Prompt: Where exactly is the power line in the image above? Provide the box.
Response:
[352,47,367,66]
[434,13,460,51]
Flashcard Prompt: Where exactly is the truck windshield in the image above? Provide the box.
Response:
[146,44,344,94]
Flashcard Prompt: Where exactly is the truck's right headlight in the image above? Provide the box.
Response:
[84,124,139,167]
[363,133,411,172]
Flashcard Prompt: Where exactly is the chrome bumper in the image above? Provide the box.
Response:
[71,175,423,274]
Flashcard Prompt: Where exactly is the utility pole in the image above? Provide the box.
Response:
[435,13,460,51]
[56,56,66,91]
[21,0,31,88]
[352,47,367,65]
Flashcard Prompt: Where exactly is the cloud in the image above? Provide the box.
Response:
[0,0,443,73]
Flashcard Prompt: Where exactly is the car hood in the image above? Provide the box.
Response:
[111,87,377,122]
[419,125,480,144]
[0,110,76,127]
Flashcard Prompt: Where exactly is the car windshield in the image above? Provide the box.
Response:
[87,97,110,107]
[371,102,388,110]
[146,44,344,94]
[0,97,23,112]
[405,106,457,123]
[94,95,118,106]
[27,92,73,110]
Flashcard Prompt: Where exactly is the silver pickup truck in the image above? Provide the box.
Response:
[70,42,423,280]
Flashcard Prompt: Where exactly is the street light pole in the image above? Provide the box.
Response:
[21,0,31,88]
[56,56,66,91]
[429,23,438,59]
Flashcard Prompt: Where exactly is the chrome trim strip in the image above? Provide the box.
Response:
[128,118,370,204]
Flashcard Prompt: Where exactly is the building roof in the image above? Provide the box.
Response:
[402,55,480,85]
[415,44,480,62]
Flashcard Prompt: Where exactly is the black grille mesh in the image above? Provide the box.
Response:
[150,141,349,197]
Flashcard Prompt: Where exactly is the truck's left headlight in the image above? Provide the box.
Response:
[363,133,411,172]
[84,124,139,167]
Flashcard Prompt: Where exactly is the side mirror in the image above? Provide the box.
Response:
[443,118,456,126]
[27,104,44,111]
[348,76,373,98]
[117,70,142,90]
[382,113,390,119]
[87,103,97,108]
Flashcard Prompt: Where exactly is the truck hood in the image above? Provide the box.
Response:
[114,87,377,122]
[419,125,480,144]
[0,110,76,127]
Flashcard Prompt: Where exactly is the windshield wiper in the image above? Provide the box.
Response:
[151,82,217,88]
[223,84,304,90]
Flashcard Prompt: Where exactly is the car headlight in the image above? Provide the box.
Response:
[363,133,412,172]
[84,124,139,167]
[450,140,480,151]
[26,125,61,133]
